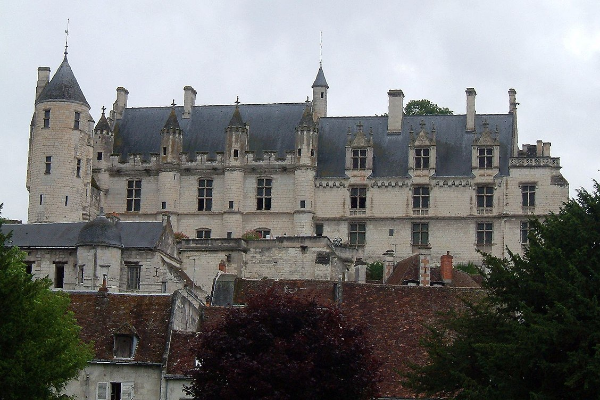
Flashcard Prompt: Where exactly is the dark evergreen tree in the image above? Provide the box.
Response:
[186,290,380,400]
[0,206,93,400]
[404,183,600,399]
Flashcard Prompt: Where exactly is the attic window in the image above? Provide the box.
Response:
[114,334,137,359]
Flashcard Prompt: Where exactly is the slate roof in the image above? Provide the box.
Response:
[36,55,89,108]
[69,292,173,363]
[2,221,164,249]
[312,65,329,88]
[113,103,513,177]
[171,279,482,398]
[77,214,122,248]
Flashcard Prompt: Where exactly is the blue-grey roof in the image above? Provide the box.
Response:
[77,215,123,247]
[2,221,164,249]
[36,56,90,108]
[317,114,514,178]
[115,103,306,160]
[312,65,329,88]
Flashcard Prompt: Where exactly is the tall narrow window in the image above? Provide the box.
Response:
[126,264,141,290]
[25,261,34,275]
[478,147,493,168]
[197,179,213,211]
[476,186,494,209]
[412,222,429,245]
[76,158,81,177]
[65,196,68,206]
[78,265,84,284]
[256,178,272,210]
[43,109,50,128]
[414,148,430,169]
[349,222,366,246]
[522,185,536,207]
[45,156,52,174]
[54,263,65,288]
[126,180,142,212]
[477,222,493,245]
[97,152,103,161]
[74,111,81,130]
[413,187,430,211]
[352,149,367,170]
[350,187,367,213]
[315,223,324,237]
[520,221,530,244]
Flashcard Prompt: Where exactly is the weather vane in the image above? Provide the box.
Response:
[64,19,70,55]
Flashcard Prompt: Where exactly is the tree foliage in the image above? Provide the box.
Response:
[186,289,380,400]
[0,206,93,400]
[404,183,600,399]
[404,99,453,116]
[367,261,384,281]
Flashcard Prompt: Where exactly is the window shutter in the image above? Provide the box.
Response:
[97,382,109,400]
[121,382,134,400]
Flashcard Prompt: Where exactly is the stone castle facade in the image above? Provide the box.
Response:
[27,52,569,265]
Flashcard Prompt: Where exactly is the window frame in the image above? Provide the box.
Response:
[413,186,430,210]
[255,228,271,239]
[126,263,141,291]
[478,147,493,169]
[476,186,494,209]
[197,178,213,211]
[411,222,429,246]
[351,148,367,170]
[521,184,536,208]
[45,156,52,174]
[350,186,367,212]
[256,178,272,211]
[414,147,430,169]
[76,158,81,177]
[195,229,211,239]
[126,179,142,212]
[520,221,530,244]
[476,222,493,245]
[43,109,50,128]
[54,262,65,288]
[349,222,366,246]
[74,111,81,130]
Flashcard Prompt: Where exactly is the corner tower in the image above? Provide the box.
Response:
[27,51,94,222]
[312,63,328,121]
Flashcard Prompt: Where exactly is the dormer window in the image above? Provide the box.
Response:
[114,334,137,359]
[415,148,430,169]
[478,147,493,168]
[352,149,367,170]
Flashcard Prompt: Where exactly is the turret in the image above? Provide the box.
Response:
[27,51,94,223]
[312,63,328,121]
[295,100,318,166]
[294,101,318,235]
[224,99,249,166]
[160,102,183,164]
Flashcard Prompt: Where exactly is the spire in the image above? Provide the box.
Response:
[36,54,89,108]
[161,101,182,134]
[228,97,245,128]
[312,64,329,88]
[297,99,316,129]
[94,106,112,134]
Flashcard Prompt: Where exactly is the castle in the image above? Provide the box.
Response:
[26,50,569,266]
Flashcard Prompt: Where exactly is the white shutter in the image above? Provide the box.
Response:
[97,382,109,400]
[121,381,134,400]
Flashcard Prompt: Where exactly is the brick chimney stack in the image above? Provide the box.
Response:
[419,247,431,286]
[383,249,395,283]
[441,251,453,284]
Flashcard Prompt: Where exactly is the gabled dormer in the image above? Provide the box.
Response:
[225,98,249,166]
[408,120,436,177]
[472,120,500,177]
[345,122,373,180]
[295,100,318,167]
[113,323,139,359]
[160,101,183,164]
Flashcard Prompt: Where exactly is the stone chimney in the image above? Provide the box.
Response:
[508,88,518,114]
[383,249,395,283]
[440,251,453,284]
[183,86,197,119]
[387,90,404,133]
[36,67,51,100]
[218,260,227,273]
[419,247,431,286]
[466,88,476,131]
[354,258,367,283]
[111,87,129,121]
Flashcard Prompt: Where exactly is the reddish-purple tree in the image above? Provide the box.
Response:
[185,290,380,400]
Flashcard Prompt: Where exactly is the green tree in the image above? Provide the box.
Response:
[367,261,384,281]
[0,206,93,400]
[404,183,600,399]
[404,99,453,116]
[186,289,380,400]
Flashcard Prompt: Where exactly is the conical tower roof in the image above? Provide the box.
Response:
[297,101,316,129]
[228,101,245,128]
[36,55,89,108]
[162,104,182,133]
[312,64,329,88]
[94,107,112,133]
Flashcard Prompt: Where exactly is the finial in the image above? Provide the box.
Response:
[319,31,323,67]
[101,106,106,115]
[171,99,176,108]
[64,19,70,56]
[420,119,426,131]
[306,96,310,104]
[357,121,363,132]
[235,96,240,106]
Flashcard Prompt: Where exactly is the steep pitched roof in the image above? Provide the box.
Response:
[69,292,173,363]
[312,65,329,88]
[36,55,89,108]
[2,221,164,249]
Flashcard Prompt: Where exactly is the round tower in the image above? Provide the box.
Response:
[311,63,328,121]
[27,51,93,222]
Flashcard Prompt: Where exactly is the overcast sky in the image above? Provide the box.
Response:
[1,1,599,222]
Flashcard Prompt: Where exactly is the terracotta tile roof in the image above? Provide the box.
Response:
[386,254,481,288]
[167,331,197,376]
[68,292,173,364]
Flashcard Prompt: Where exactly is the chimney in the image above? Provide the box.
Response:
[183,86,197,119]
[419,247,431,286]
[98,275,109,296]
[218,260,227,273]
[542,142,551,157]
[466,88,476,131]
[111,87,129,121]
[440,251,453,284]
[536,140,543,157]
[354,258,367,283]
[387,90,404,133]
[36,67,51,100]
[508,88,518,114]
[383,249,395,283]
